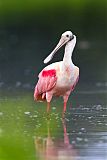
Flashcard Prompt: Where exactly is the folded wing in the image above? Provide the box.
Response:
[34,69,57,101]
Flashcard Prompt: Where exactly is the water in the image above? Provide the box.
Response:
[0,87,107,160]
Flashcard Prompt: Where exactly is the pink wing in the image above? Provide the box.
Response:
[34,69,57,101]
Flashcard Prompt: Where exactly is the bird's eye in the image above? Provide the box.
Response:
[66,35,69,38]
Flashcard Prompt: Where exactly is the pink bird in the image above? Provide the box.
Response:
[34,31,79,113]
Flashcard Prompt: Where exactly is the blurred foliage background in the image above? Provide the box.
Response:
[0,0,106,88]
[0,0,106,37]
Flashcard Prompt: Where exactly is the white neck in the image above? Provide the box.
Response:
[63,35,76,66]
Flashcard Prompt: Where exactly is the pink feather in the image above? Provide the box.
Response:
[34,69,57,101]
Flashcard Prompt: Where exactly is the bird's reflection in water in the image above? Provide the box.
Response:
[34,118,77,160]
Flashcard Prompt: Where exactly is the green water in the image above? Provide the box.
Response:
[0,88,107,160]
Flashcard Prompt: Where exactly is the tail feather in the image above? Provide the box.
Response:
[34,86,46,102]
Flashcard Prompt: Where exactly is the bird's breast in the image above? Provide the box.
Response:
[56,69,75,87]
[52,74,73,96]
[54,65,79,95]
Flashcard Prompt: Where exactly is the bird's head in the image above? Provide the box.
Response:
[61,31,74,41]
[44,31,75,64]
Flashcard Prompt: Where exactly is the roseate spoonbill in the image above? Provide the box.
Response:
[34,31,79,113]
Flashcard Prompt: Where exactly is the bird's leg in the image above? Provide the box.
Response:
[62,102,67,118]
[46,92,52,113]
[63,102,67,113]
[47,102,50,113]
[63,94,69,114]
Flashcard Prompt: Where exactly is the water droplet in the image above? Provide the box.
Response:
[76,137,83,141]
[16,116,20,120]
[88,116,92,119]
[52,107,56,110]
[78,131,82,135]
[24,111,30,115]
[65,118,69,122]
[72,140,76,144]
[33,115,38,118]
[84,138,88,142]
[96,105,102,110]
[80,127,85,131]
[0,112,3,116]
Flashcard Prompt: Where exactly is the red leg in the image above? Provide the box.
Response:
[62,102,67,118]
[63,94,69,113]
[63,102,67,113]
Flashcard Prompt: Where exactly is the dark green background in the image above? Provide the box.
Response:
[0,0,106,88]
